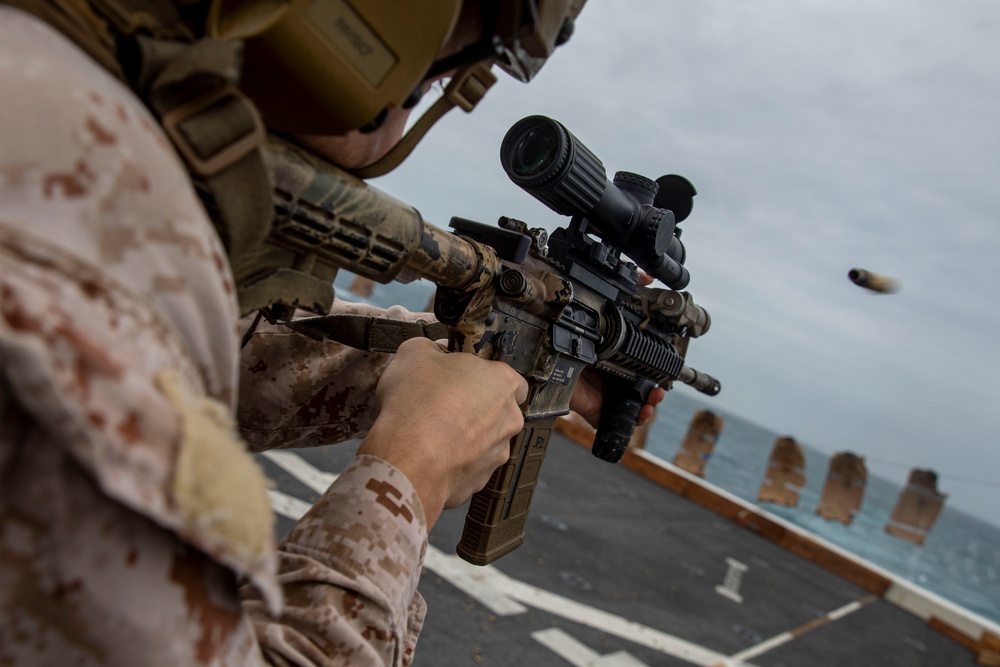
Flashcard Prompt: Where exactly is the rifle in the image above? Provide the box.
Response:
[256,116,721,565]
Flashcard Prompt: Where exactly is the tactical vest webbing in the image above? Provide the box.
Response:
[6,0,273,274]
[4,0,456,353]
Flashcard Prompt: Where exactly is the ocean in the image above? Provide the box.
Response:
[336,272,1000,627]
[645,388,1000,626]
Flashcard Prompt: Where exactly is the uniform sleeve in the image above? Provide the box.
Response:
[0,217,429,667]
[242,456,429,666]
[237,299,437,452]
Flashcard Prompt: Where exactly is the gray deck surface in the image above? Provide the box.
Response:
[259,432,977,666]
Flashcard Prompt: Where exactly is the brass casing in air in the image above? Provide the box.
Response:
[849,268,900,294]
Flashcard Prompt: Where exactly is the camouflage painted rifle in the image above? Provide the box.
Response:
[257,116,720,565]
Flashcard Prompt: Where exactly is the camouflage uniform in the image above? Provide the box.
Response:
[238,299,428,453]
[0,8,428,665]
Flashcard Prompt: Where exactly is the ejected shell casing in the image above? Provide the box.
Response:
[848,268,900,294]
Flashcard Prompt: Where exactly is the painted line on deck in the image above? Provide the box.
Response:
[423,547,530,616]
[425,548,743,666]
[531,628,651,666]
[729,595,878,662]
[265,452,756,667]
[267,489,314,521]
[262,450,339,492]
[715,557,749,604]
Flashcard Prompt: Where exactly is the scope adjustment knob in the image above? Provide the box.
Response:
[613,171,658,205]
[644,208,674,256]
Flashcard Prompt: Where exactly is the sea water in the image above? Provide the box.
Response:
[338,274,1000,625]
[647,388,1000,626]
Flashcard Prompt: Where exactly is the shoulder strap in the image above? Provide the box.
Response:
[281,314,449,354]
[131,33,271,261]
[5,0,272,266]
[350,63,497,180]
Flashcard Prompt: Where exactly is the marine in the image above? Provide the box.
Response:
[0,1,662,664]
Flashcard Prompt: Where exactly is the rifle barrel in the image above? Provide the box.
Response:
[679,365,721,396]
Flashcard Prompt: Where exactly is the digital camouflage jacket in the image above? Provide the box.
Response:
[0,8,429,665]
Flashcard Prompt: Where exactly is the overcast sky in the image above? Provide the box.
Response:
[372,0,1000,524]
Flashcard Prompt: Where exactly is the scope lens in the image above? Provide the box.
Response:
[508,124,561,178]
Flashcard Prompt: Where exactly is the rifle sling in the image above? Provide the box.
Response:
[131,31,271,265]
[282,315,449,354]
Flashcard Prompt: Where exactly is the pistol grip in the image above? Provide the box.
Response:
[591,377,655,463]
[456,415,556,565]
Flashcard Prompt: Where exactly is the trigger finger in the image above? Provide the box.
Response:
[514,375,529,405]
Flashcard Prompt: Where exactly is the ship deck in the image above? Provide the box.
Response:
[259,429,989,666]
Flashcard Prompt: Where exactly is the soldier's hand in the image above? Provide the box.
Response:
[358,337,529,527]
[569,269,666,429]
[569,368,666,430]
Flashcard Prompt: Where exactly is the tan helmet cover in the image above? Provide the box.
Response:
[207,0,462,134]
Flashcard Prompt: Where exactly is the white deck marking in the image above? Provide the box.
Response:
[423,548,530,616]
[267,489,313,521]
[266,452,753,667]
[262,450,339,492]
[715,557,749,604]
[531,628,651,666]
[729,596,874,662]
[496,574,743,665]
[728,630,794,663]
[828,598,866,621]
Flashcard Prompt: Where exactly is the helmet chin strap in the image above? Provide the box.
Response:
[350,63,497,180]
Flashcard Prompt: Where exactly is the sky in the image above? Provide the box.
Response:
[370,0,1000,524]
